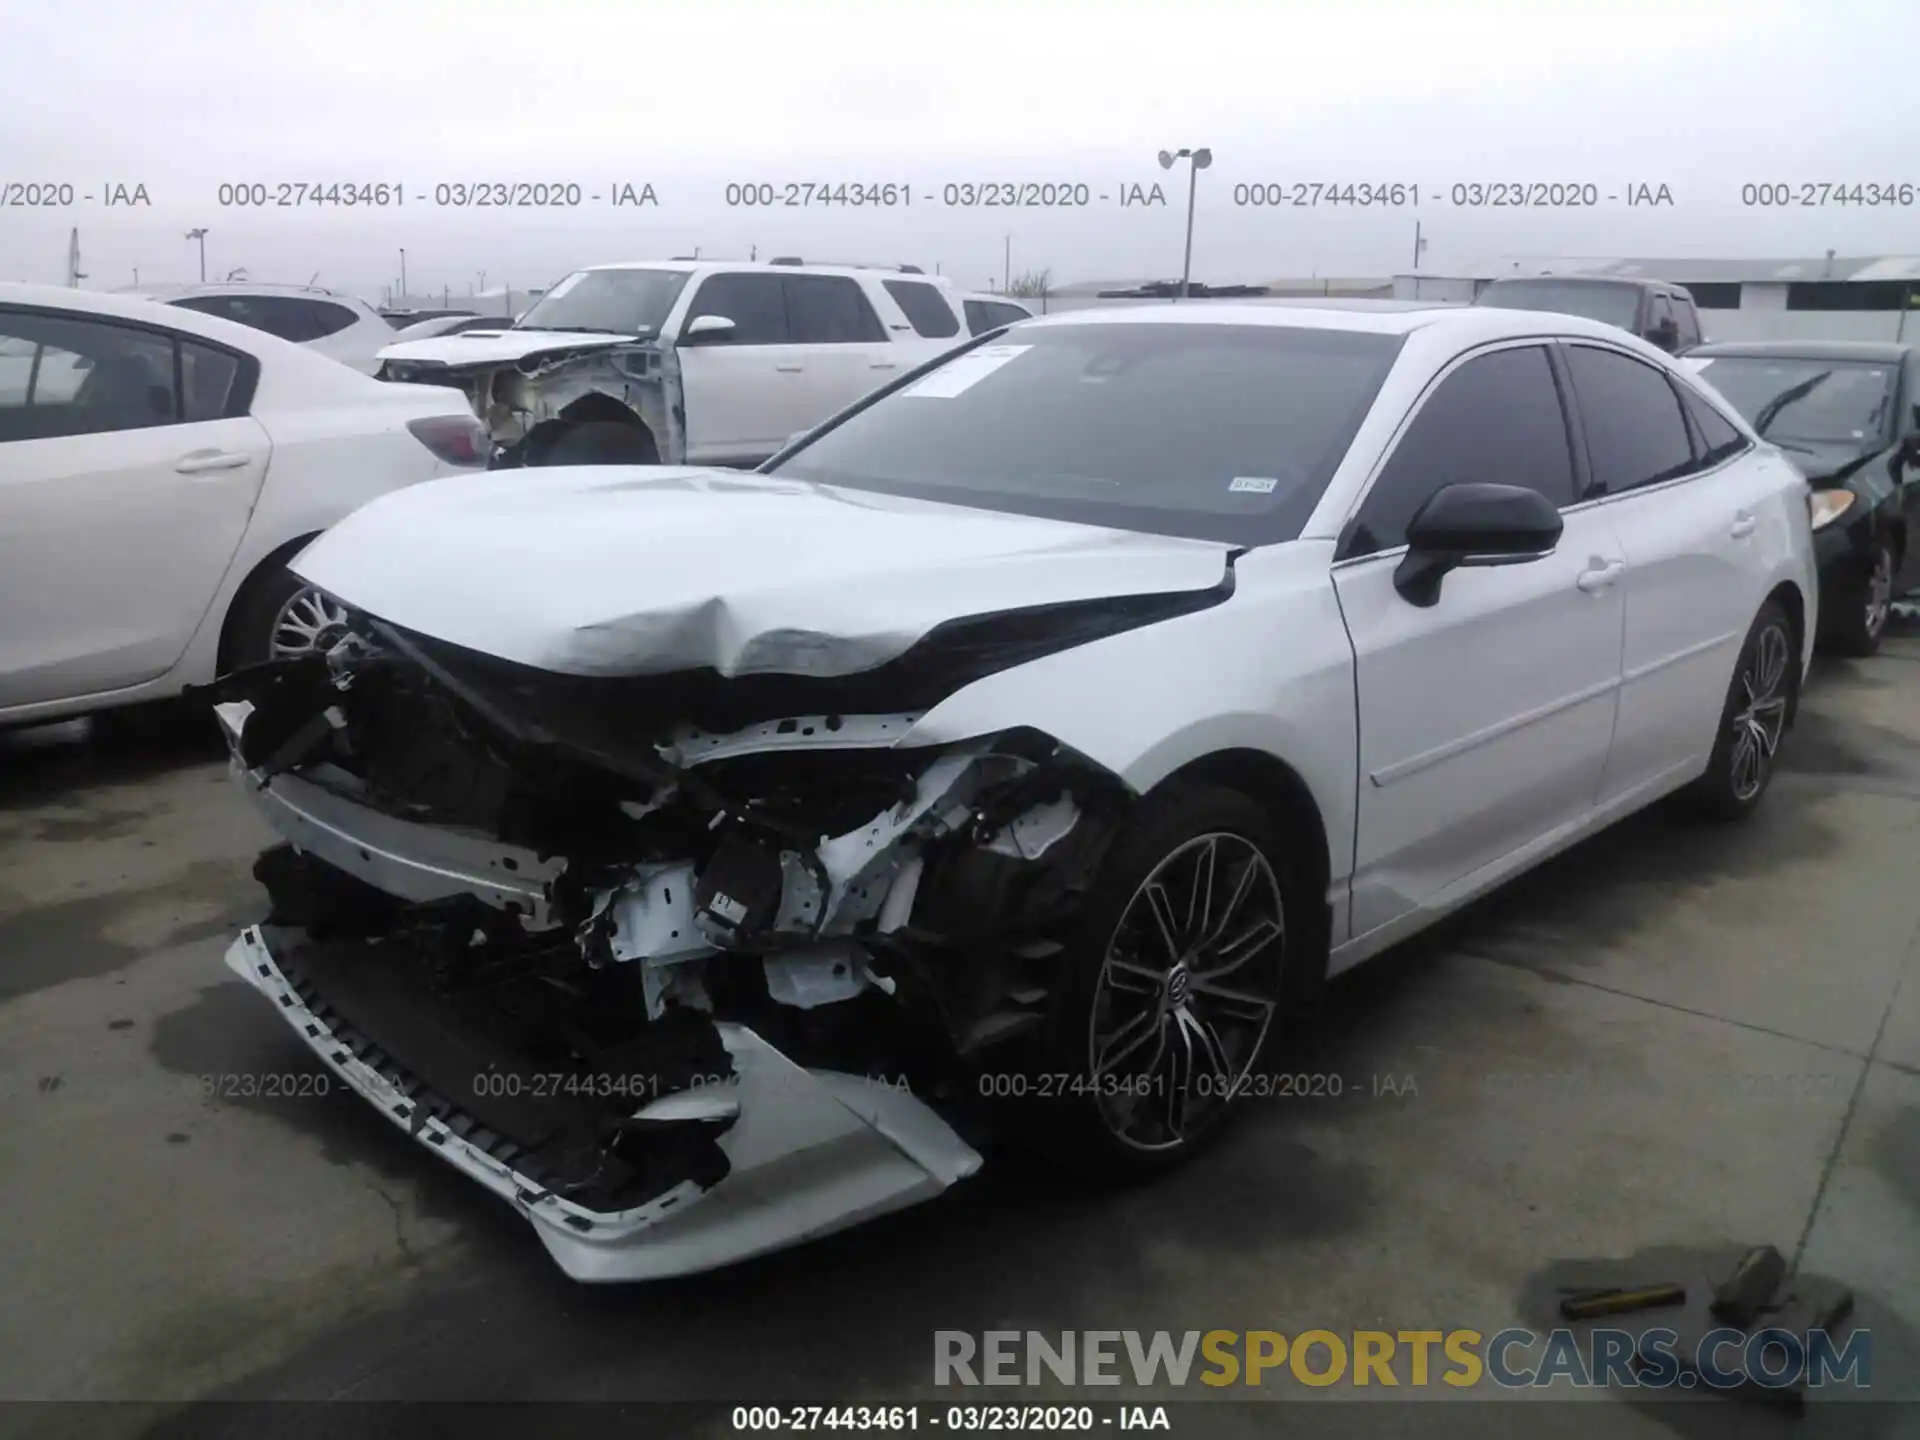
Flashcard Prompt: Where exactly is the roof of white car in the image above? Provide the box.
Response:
[579,259,951,285]
[164,282,381,307]
[1021,301,1658,347]
[0,281,287,339]
[0,282,392,393]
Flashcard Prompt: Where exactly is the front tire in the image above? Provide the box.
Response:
[1827,540,1894,658]
[540,421,658,466]
[1682,599,1796,821]
[1018,782,1307,1182]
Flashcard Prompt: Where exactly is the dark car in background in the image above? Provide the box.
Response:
[1689,341,1920,654]
[1474,276,1703,355]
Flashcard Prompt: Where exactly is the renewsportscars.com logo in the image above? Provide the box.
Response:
[933,1329,1871,1392]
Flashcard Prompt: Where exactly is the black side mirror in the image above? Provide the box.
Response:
[1394,483,1565,607]
[1648,319,1680,352]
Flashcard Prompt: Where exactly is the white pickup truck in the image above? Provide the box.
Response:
[374,260,1030,468]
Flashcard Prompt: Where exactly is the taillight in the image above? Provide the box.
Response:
[406,414,491,467]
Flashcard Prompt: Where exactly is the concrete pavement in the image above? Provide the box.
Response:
[2,635,1917,1438]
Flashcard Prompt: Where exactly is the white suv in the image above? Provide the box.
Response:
[163,284,396,375]
[375,261,977,467]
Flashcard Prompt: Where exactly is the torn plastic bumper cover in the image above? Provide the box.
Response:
[224,927,980,1282]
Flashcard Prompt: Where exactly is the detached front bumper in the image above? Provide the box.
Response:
[213,704,983,1282]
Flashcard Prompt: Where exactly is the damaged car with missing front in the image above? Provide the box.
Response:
[203,303,1818,1281]
[374,259,972,469]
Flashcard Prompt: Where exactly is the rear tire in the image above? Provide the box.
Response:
[219,561,348,673]
[1827,540,1893,658]
[1012,782,1310,1184]
[1682,599,1796,822]
[540,421,658,466]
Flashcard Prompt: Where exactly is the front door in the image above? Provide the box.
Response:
[676,272,805,466]
[1332,342,1627,939]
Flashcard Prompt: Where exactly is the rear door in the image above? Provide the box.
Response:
[675,271,797,466]
[1333,342,1628,938]
[781,274,899,428]
[0,306,269,709]
[1564,341,1768,802]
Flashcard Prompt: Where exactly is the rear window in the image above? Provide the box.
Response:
[768,322,1404,545]
[170,295,357,343]
[965,299,1033,334]
[883,280,960,338]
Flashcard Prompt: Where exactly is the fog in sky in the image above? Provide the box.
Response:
[3,0,1916,298]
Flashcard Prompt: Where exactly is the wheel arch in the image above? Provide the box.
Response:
[217,530,323,673]
[519,393,658,463]
[1152,746,1335,1013]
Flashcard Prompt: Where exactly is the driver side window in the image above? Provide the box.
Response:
[1344,344,1578,559]
[684,273,789,345]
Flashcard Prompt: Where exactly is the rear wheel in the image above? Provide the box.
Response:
[1682,599,1796,821]
[1016,783,1306,1182]
[220,561,350,672]
[1827,540,1894,658]
[540,421,658,466]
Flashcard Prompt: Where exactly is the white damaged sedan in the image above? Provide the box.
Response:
[202,302,1818,1281]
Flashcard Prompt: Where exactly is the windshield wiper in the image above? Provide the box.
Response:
[1752,371,1832,436]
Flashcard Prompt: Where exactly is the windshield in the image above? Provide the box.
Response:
[766,322,1405,545]
[1692,357,1897,449]
[514,268,690,334]
[1477,280,1643,331]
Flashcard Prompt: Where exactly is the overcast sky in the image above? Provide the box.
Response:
[2,0,1915,298]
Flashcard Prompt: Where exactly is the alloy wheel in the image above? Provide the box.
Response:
[269,586,351,661]
[1086,833,1284,1152]
[1865,546,1894,641]
[1728,622,1792,802]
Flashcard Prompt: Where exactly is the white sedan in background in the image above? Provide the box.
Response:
[0,283,491,727]
[209,301,1816,1281]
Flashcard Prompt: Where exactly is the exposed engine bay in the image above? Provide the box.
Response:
[202,608,1142,1280]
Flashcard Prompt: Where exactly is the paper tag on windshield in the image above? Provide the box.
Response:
[903,344,1031,399]
[1229,476,1278,494]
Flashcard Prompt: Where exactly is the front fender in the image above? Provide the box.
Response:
[898,542,1358,889]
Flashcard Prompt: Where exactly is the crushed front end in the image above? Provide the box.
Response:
[203,614,1129,1280]
[377,339,683,467]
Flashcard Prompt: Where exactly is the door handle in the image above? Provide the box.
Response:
[774,363,805,373]
[1730,512,1757,539]
[174,450,252,474]
[1575,559,1624,594]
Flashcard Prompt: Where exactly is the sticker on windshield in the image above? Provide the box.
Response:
[543,272,587,300]
[902,344,1031,399]
[1229,476,1278,494]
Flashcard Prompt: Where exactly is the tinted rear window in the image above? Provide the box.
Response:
[884,279,961,338]
[769,322,1404,544]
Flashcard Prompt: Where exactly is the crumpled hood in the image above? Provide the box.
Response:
[292,467,1235,679]
[376,329,644,370]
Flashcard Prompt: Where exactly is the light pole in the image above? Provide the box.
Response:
[399,248,408,300]
[1156,148,1212,299]
[185,227,208,282]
